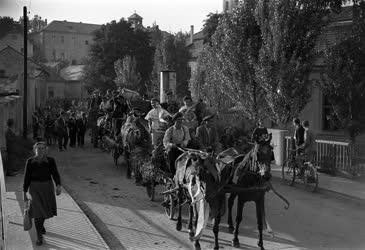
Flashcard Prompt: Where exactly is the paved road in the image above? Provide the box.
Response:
[50,145,365,250]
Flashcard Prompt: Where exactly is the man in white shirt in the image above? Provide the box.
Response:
[145,98,170,148]
[163,112,190,173]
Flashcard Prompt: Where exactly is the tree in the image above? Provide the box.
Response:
[319,1,365,141]
[254,0,342,124]
[191,0,267,120]
[83,19,153,93]
[151,31,191,98]
[114,55,141,91]
[202,12,223,45]
[0,17,22,39]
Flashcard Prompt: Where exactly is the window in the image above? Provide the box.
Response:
[85,40,89,45]
[61,36,64,43]
[48,87,54,98]
[235,0,239,6]
[52,34,56,39]
[225,1,229,12]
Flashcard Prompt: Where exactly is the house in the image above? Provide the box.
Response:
[30,20,101,64]
[128,12,144,30]
[0,46,47,127]
[0,31,34,57]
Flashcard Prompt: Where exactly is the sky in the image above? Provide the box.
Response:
[0,0,222,33]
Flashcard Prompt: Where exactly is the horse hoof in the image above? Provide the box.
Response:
[194,241,201,250]
[228,226,234,234]
[257,241,265,250]
[189,230,195,238]
[232,239,240,248]
[176,222,182,231]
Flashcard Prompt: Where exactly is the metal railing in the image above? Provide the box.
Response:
[0,151,7,249]
[284,136,365,176]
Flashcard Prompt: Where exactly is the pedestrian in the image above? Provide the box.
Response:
[32,112,40,140]
[196,114,219,152]
[5,118,19,176]
[179,95,198,135]
[293,117,305,155]
[55,111,69,151]
[163,112,190,174]
[145,98,170,148]
[23,141,61,246]
[76,112,88,147]
[67,112,77,147]
[44,114,54,146]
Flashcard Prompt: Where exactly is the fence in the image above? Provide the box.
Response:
[0,152,7,249]
[284,136,365,177]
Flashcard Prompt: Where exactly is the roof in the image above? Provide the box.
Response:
[128,13,143,20]
[42,21,101,34]
[59,65,85,81]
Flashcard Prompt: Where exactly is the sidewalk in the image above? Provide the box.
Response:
[4,172,109,250]
[271,164,365,204]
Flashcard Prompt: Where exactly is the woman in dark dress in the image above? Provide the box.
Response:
[23,142,61,246]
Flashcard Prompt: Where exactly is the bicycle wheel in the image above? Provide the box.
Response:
[282,159,296,186]
[304,164,318,192]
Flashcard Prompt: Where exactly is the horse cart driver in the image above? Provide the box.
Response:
[163,112,190,174]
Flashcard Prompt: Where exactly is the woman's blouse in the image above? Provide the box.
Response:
[23,157,61,192]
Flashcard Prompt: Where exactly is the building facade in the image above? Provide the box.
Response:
[30,20,101,64]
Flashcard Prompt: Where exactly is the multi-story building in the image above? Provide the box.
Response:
[30,20,101,64]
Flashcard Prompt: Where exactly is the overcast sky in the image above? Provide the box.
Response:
[0,0,222,33]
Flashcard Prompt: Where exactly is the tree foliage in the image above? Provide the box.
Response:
[254,0,343,124]
[114,55,141,91]
[83,19,153,93]
[151,31,191,98]
[202,12,223,45]
[319,1,365,140]
[0,17,22,39]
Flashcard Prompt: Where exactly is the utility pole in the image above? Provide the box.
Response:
[23,6,28,139]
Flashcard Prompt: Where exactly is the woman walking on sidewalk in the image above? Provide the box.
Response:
[23,141,62,246]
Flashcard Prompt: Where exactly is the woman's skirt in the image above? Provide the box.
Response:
[29,180,57,219]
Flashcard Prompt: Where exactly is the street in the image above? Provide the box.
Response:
[49,144,365,250]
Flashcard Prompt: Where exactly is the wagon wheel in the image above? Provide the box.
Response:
[282,158,296,186]
[164,193,177,220]
[303,164,319,192]
[146,181,155,201]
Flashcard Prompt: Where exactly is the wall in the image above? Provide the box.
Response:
[0,96,23,150]
[46,81,65,99]
[64,81,83,99]
[43,31,93,63]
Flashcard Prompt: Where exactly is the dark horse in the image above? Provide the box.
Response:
[119,112,151,181]
[174,146,289,250]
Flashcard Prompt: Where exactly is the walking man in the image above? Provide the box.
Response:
[55,111,68,151]
[76,113,88,147]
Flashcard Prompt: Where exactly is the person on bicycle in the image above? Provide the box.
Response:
[297,120,315,176]
[293,118,305,154]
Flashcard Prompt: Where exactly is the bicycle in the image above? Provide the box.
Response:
[282,149,319,192]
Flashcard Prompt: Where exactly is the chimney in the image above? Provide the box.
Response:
[190,25,194,44]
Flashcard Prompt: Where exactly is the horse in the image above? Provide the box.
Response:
[174,146,289,250]
[119,112,151,181]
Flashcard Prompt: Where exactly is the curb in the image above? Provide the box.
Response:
[270,175,365,207]
[62,184,127,250]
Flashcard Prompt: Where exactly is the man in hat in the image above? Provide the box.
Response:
[67,112,77,147]
[163,112,190,174]
[196,114,220,152]
[179,95,198,135]
[145,98,170,148]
